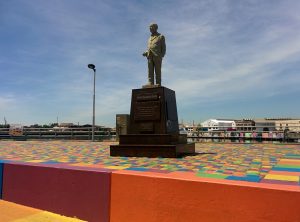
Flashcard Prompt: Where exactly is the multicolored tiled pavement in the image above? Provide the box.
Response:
[0,141,299,187]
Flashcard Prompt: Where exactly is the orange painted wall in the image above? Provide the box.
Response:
[110,171,300,222]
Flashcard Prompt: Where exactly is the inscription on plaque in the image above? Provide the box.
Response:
[139,122,154,132]
[136,93,159,101]
[134,101,160,121]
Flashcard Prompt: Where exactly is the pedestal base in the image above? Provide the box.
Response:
[110,86,195,158]
[110,143,195,158]
[119,134,177,145]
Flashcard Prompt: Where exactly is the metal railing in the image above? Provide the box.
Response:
[0,127,116,141]
[185,130,300,143]
[1,127,299,143]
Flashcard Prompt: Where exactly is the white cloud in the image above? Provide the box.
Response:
[1,0,300,125]
[0,95,16,108]
[167,29,300,104]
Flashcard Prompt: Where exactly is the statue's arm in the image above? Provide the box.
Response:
[161,35,166,57]
[143,38,150,57]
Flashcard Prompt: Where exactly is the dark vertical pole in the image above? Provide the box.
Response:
[92,69,96,142]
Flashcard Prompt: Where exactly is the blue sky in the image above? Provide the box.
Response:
[0,0,300,127]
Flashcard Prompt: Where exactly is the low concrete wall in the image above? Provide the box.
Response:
[110,171,300,222]
[0,162,3,199]
[1,162,299,222]
[2,162,111,222]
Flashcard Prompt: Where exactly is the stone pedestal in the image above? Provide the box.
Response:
[110,86,195,158]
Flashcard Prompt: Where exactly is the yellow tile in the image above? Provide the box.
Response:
[262,166,272,168]
[0,200,40,221]
[264,174,299,182]
[280,159,300,163]
[13,211,85,222]
[104,165,128,170]
[0,200,85,222]
[71,163,92,166]
[27,160,43,163]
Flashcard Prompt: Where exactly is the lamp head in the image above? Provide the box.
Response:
[88,64,96,70]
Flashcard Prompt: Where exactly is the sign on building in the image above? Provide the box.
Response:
[9,124,24,136]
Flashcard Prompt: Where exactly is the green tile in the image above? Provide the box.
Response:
[275,164,300,169]
[196,172,227,179]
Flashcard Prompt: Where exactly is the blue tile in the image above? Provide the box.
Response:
[272,167,300,172]
[0,162,3,199]
[286,154,300,157]
[41,160,61,164]
[285,154,300,159]
[227,175,261,182]
[126,167,148,171]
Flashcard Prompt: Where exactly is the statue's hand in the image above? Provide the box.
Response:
[142,52,148,57]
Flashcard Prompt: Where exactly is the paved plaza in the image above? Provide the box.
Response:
[0,141,299,187]
[0,200,84,222]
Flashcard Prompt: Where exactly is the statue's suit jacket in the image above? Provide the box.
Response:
[147,33,166,58]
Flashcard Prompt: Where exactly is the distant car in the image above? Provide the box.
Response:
[227,128,236,131]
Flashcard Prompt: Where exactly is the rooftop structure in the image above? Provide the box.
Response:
[201,119,236,131]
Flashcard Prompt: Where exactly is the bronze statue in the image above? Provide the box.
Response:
[143,23,166,86]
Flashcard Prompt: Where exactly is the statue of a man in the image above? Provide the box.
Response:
[143,23,166,86]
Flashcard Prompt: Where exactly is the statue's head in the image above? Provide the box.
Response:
[149,23,158,34]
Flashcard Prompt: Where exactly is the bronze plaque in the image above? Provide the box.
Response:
[134,101,160,121]
[136,93,159,101]
[139,122,154,132]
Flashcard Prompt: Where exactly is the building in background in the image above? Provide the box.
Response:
[201,119,236,131]
[235,119,256,131]
[9,124,24,136]
[253,119,276,132]
[265,118,300,132]
[58,123,74,127]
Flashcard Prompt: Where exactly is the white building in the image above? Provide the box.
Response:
[201,119,236,131]
[254,119,276,132]
[265,118,300,132]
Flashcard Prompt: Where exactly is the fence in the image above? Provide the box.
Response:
[0,127,116,141]
[186,130,300,143]
[1,127,299,143]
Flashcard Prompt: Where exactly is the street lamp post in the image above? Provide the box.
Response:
[88,64,96,142]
